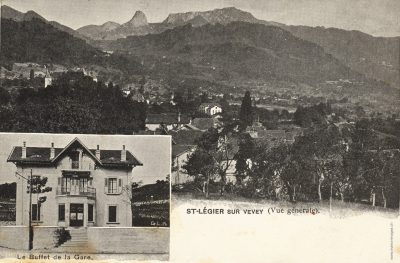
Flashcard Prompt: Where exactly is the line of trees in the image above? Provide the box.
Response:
[181,91,400,208]
[237,122,400,207]
[0,72,147,134]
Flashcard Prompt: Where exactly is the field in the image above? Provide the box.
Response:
[132,201,170,227]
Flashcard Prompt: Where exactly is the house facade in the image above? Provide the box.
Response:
[172,145,196,185]
[145,113,191,131]
[7,138,142,228]
[199,103,222,116]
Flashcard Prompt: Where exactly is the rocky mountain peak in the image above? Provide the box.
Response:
[163,7,258,26]
[125,10,148,27]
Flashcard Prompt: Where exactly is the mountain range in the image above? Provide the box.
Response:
[1,5,399,89]
[104,22,362,86]
[76,7,282,40]
[76,6,399,88]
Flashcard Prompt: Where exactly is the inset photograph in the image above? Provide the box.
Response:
[0,133,170,261]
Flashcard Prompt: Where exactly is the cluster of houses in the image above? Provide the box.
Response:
[1,62,98,89]
[143,110,303,186]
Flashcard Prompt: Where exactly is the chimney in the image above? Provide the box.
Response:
[50,142,55,159]
[22,141,27,159]
[95,145,101,159]
[121,145,126,162]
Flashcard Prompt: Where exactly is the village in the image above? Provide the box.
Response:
[1,61,399,205]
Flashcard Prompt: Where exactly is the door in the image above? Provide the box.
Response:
[70,178,80,195]
[70,203,84,227]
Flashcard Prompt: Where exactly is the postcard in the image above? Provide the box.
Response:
[0,0,399,262]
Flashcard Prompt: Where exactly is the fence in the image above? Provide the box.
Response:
[132,200,170,227]
[0,202,16,221]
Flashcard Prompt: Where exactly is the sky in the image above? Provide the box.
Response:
[0,133,171,185]
[1,0,400,37]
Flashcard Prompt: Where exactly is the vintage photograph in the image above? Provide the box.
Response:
[0,133,170,260]
[0,0,399,262]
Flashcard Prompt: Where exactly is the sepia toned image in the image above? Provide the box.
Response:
[0,0,399,262]
[0,133,170,261]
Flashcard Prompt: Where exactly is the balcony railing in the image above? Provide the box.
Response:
[56,186,96,198]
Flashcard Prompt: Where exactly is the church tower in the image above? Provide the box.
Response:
[44,68,52,88]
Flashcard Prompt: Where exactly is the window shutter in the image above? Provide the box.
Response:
[104,178,108,193]
[57,177,61,186]
[118,179,122,193]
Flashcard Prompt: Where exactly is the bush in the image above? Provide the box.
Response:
[54,228,71,247]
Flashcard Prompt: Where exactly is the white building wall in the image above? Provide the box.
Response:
[172,151,194,185]
[44,77,52,88]
[15,153,134,227]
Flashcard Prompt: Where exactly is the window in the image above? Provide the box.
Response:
[88,204,94,222]
[105,178,122,194]
[71,152,80,169]
[58,204,65,221]
[108,205,117,223]
[106,178,117,194]
[60,177,71,193]
[32,204,40,221]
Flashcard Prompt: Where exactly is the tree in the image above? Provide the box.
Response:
[239,91,253,128]
[292,125,345,202]
[235,133,255,184]
[29,176,52,206]
[0,87,11,105]
[183,128,237,197]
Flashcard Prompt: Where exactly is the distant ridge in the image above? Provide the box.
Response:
[76,7,282,40]
[1,5,88,41]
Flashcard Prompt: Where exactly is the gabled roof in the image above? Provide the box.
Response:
[191,118,214,131]
[52,138,101,165]
[7,137,142,168]
[145,113,190,125]
[172,145,196,158]
[200,103,221,108]
[169,130,204,146]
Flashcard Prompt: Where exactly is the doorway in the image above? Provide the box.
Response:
[70,203,84,227]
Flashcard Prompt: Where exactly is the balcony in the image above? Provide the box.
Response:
[56,186,96,198]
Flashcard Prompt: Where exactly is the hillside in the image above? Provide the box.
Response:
[1,5,88,40]
[105,22,362,85]
[79,6,399,87]
[0,17,145,83]
[284,25,400,88]
[0,18,102,66]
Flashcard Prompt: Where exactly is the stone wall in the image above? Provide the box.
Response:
[87,227,169,254]
[0,226,29,249]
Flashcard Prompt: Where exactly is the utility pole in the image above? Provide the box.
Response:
[28,169,33,250]
[15,169,34,250]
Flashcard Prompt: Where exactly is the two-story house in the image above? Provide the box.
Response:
[199,103,222,116]
[7,138,142,228]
